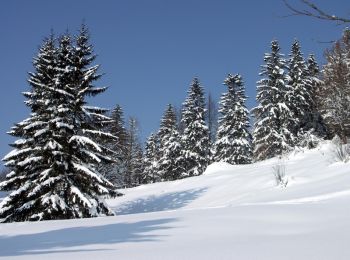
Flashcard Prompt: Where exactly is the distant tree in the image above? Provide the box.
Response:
[181,78,210,176]
[296,54,329,147]
[252,40,295,161]
[206,92,218,162]
[99,104,128,186]
[214,74,252,164]
[317,28,350,143]
[0,26,116,223]
[131,143,145,186]
[124,117,144,187]
[157,104,185,181]
[143,133,160,183]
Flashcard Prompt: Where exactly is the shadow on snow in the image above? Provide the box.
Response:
[114,187,208,215]
[0,217,177,257]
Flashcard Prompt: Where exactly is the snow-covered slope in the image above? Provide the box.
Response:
[1,142,350,259]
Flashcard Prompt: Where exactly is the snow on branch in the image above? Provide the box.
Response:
[69,135,102,152]
[72,162,103,183]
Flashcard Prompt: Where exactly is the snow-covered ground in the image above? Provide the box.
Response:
[1,142,350,259]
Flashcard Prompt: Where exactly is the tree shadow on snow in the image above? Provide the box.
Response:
[115,188,208,215]
[0,217,177,257]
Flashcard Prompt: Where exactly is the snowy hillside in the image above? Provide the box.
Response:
[1,142,350,259]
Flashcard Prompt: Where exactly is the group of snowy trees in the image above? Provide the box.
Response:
[141,75,252,183]
[253,39,327,160]
[1,26,349,223]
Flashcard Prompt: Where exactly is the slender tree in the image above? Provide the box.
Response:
[206,92,218,162]
[99,104,128,186]
[304,54,328,141]
[124,117,144,187]
[143,133,160,183]
[286,39,313,141]
[181,78,210,176]
[214,74,252,164]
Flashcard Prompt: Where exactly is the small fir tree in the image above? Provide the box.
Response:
[143,133,160,183]
[214,74,252,164]
[157,104,185,181]
[124,117,144,187]
[98,104,129,186]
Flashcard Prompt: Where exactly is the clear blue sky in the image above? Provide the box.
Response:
[0,0,348,165]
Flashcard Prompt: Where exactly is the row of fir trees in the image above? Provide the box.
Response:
[1,27,350,223]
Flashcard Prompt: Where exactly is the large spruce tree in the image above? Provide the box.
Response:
[252,40,295,161]
[181,78,210,176]
[214,74,252,164]
[0,26,116,223]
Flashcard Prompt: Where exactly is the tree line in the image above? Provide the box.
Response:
[0,26,349,223]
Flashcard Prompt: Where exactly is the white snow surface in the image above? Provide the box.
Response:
[1,142,350,259]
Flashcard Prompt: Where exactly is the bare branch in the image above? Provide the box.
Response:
[283,0,350,24]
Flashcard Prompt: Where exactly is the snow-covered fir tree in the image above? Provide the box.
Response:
[252,40,295,161]
[0,27,116,223]
[98,104,129,186]
[318,28,350,143]
[214,74,252,164]
[286,39,315,145]
[143,133,160,183]
[157,104,184,181]
[181,78,210,176]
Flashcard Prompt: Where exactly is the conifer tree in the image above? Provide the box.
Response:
[214,74,252,164]
[124,117,144,187]
[0,27,116,223]
[305,54,328,139]
[158,104,184,181]
[181,78,210,176]
[131,143,145,185]
[99,104,128,186]
[286,40,315,143]
[252,40,295,161]
[206,93,218,163]
[143,133,160,183]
